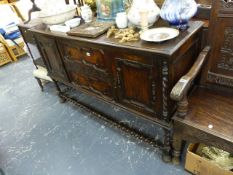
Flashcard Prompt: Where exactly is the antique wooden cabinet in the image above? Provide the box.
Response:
[30,21,203,160]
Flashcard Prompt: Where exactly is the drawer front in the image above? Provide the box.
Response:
[82,48,106,69]
[57,39,114,99]
[63,59,111,84]
[57,39,111,73]
[70,72,113,98]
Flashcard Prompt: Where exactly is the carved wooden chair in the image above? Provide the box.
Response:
[170,0,233,164]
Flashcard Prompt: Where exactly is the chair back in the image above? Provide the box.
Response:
[203,0,233,89]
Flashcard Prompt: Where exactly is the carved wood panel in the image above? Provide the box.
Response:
[207,0,233,87]
[207,17,233,87]
[208,72,233,88]
[217,27,233,71]
[115,57,158,116]
[219,0,233,18]
[221,0,233,9]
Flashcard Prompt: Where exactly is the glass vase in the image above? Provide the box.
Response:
[160,0,197,29]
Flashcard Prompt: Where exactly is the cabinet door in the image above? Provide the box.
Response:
[35,34,69,82]
[115,57,158,116]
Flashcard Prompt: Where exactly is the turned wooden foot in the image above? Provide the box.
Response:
[53,80,66,103]
[162,150,172,163]
[172,134,182,165]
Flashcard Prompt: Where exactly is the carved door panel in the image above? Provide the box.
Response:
[35,34,69,82]
[115,57,158,116]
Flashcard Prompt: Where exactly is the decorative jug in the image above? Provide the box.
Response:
[96,0,124,21]
[127,0,160,27]
[160,0,197,29]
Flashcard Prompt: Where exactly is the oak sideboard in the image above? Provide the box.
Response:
[29,20,204,160]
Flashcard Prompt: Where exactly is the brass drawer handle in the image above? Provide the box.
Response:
[86,52,91,57]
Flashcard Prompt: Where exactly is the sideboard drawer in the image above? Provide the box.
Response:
[57,39,111,73]
[64,46,82,62]
[70,72,113,98]
[82,48,106,69]
[63,57,111,83]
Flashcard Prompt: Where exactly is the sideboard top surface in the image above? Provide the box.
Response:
[30,20,203,57]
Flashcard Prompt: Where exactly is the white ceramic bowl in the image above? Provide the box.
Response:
[65,18,81,28]
[39,5,76,25]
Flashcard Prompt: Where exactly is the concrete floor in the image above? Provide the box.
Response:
[0,56,190,175]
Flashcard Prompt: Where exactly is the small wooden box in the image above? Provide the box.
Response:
[185,144,233,175]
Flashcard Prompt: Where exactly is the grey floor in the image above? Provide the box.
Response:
[0,56,190,175]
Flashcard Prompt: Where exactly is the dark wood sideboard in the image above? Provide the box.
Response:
[30,20,204,160]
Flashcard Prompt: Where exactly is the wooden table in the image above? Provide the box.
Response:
[30,20,204,161]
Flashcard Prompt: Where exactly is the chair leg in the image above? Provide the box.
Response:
[172,133,182,165]
[35,77,44,91]
[7,48,18,61]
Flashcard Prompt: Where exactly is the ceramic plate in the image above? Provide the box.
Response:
[140,27,179,42]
